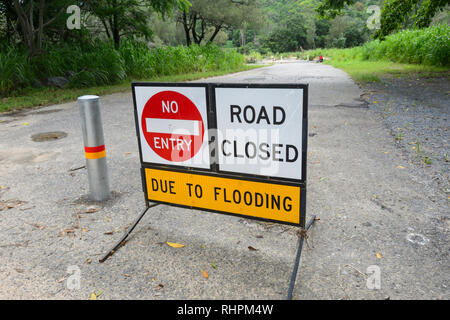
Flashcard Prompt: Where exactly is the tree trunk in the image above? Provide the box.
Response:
[208,25,222,44]
[112,12,120,48]
[182,12,191,46]
[12,0,63,57]
[240,29,246,46]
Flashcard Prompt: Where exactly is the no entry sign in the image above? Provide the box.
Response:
[132,82,308,226]
[141,90,205,162]
[133,84,210,169]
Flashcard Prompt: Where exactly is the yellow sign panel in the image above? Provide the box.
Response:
[145,168,301,225]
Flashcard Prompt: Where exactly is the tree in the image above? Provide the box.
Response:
[374,0,450,38]
[317,0,450,38]
[0,0,16,42]
[86,0,190,48]
[178,0,262,46]
[10,0,72,56]
[262,14,308,52]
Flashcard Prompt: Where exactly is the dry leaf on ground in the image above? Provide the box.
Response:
[166,242,185,248]
[85,206,101,213]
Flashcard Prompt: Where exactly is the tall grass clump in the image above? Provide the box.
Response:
[119,43,244,77]
[362,24,449,66]
[0,45,33,95]
[303,25,449,67]
[0,41,245,97]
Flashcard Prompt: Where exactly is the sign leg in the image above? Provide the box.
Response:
[99,203,159,263]
[286,215,316,300]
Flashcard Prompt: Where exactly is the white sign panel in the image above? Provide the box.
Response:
[215,87,303,180]
[134,85,210,169]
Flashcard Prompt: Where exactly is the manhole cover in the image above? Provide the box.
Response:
[31,131,67,142]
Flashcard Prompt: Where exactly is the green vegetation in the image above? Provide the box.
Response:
[302,25,449,83]
[317,0,450,38]
[0,1,255,112]
[1,0,449,111]
[0,64,261,113]
[0,41,245,97]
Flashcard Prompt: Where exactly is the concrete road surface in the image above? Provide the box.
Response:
[0,61,448,299]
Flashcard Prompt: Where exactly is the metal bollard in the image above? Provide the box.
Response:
[78,95,110,201]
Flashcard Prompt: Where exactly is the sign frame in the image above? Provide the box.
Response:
[131,82,309,227]
[102,82,316,300]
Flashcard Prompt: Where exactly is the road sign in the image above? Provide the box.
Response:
[132,82,308,226]
[214,85,306,181]
[133,84,210,169]
[145,168,302,225]
[104,82,315,299]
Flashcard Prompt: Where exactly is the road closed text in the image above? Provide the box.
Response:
[145,168,301,225]
[215,87,304,180]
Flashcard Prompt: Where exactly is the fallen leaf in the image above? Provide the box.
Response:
[211,262,218,270]
[397,165,406,169]
[96,289,103,297]
[376,252,382,259]
[125,152,132,155]
[202,270,209,279]
[155,284,164,290]
[28,222,45,230]
[106,217,111,222]
[59,228,75,236]
[0,199,26,210]
[85,258,92,264]
[104,231,114,235]
[85,206,100,213]
[124,274,131,278]
[166,242,184,248]
[248,246,258,251]
[89,292,97,300]
[23,122,29,126]
[82,227,88,233]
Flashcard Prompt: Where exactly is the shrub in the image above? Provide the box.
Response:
[0,41,245,97]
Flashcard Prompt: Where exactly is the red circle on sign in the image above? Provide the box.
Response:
[141,91,205,162]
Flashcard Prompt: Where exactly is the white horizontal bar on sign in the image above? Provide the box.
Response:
[146,118,200,136]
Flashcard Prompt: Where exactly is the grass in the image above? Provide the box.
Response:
[0,65,263,113]
[323,60,449,84]
[300,25,450,83]
[0,41,259,112]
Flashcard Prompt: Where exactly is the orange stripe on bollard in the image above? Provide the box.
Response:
[85,145,106,159]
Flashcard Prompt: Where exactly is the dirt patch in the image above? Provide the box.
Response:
[31,131,67,142]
